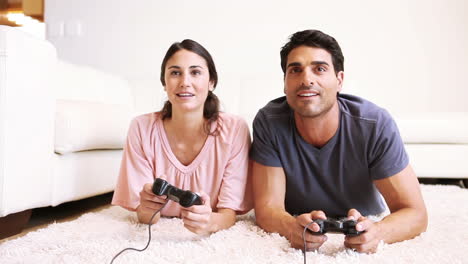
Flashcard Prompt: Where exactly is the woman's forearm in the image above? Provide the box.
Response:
[208,208,237,233]
[136,205,161,225]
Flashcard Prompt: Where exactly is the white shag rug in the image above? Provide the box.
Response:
[1,184,467,264]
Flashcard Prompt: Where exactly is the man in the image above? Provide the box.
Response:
[250,29,427,253]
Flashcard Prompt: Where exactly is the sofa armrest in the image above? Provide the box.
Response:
[0,26,56,216]
[55,99,133,154]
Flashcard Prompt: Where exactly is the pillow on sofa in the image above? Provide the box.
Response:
[55,100,134,154]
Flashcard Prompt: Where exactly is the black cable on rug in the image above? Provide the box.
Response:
[302,221,315,264]
[110,200,169,264]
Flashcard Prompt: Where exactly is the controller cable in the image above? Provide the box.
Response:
[302,221,315,264]
[110,200,169,264]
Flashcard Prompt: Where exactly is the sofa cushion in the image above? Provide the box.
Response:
[55,61,133,106]
[55,100,133,154]
[395,112,468,144]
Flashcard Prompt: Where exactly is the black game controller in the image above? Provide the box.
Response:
[310,219,364,236]
[152,178,203,207]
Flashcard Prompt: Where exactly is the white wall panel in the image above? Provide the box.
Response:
[45,0,468,117]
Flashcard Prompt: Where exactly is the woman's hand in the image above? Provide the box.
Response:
[136,183,167,224]
[180,192,214,235]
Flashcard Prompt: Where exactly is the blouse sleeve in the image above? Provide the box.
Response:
[111,116,154,211]
[216,118,253,214]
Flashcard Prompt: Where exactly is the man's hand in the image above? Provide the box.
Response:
[344,208,382,253]
[137,183,168,224]
[180,192,213,235]
[289,210,328,251]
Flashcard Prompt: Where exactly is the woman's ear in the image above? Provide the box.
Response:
[209,81,214,92]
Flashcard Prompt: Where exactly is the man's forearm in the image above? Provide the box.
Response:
[373,164,428,244]
[376,207,427,244]
[256,207,297,238]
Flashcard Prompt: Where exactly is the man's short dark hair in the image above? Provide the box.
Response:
[280,29,344,75]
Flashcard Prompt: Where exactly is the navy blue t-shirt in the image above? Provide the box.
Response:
[250,94,409,217]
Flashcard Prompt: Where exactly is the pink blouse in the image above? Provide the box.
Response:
[112,112,252,217]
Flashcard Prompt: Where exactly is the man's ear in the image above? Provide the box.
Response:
[336,71,344,93]
[283,75,287,94]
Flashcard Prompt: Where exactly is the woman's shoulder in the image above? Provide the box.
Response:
[216,112,250,140]
[129,112,162,131]
[131,112,161,123]
[218,112,248,129]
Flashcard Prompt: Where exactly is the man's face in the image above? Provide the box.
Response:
[284,46,344,118]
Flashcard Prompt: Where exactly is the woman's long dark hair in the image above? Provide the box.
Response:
[160,39,220,135]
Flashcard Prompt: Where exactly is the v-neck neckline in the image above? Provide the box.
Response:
[291,108,341,155]
[157,117,214,173]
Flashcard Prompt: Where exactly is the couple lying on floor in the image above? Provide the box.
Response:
[112,29,427,254]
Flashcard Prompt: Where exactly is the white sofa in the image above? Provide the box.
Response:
[395,112,468,185]
[0,26,134,236]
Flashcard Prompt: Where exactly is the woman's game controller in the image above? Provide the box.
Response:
[152,178,203,207]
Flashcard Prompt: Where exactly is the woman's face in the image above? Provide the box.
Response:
[164,49,214,115]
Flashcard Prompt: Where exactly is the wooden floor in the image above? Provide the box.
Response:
[0,192,113,244]
[419,178,467,188]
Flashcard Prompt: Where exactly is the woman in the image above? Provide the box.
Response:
[112,39,252,235]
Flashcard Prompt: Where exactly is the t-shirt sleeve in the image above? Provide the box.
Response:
[111,117,154,211]
[216,118,253,213]
[368,111,409,180]
[249,110,283,167]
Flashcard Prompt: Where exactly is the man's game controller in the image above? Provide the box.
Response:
[310,219,364,236]
[152,178,203,207]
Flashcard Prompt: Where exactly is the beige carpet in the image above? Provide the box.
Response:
[1,184,467,264]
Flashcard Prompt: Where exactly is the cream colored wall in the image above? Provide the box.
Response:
[45,0,468,121]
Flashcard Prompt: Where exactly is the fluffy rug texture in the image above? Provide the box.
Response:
[1,184,467,264]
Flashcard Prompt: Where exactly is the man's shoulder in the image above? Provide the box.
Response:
[257,96,291,120]
[338,93,393,126]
